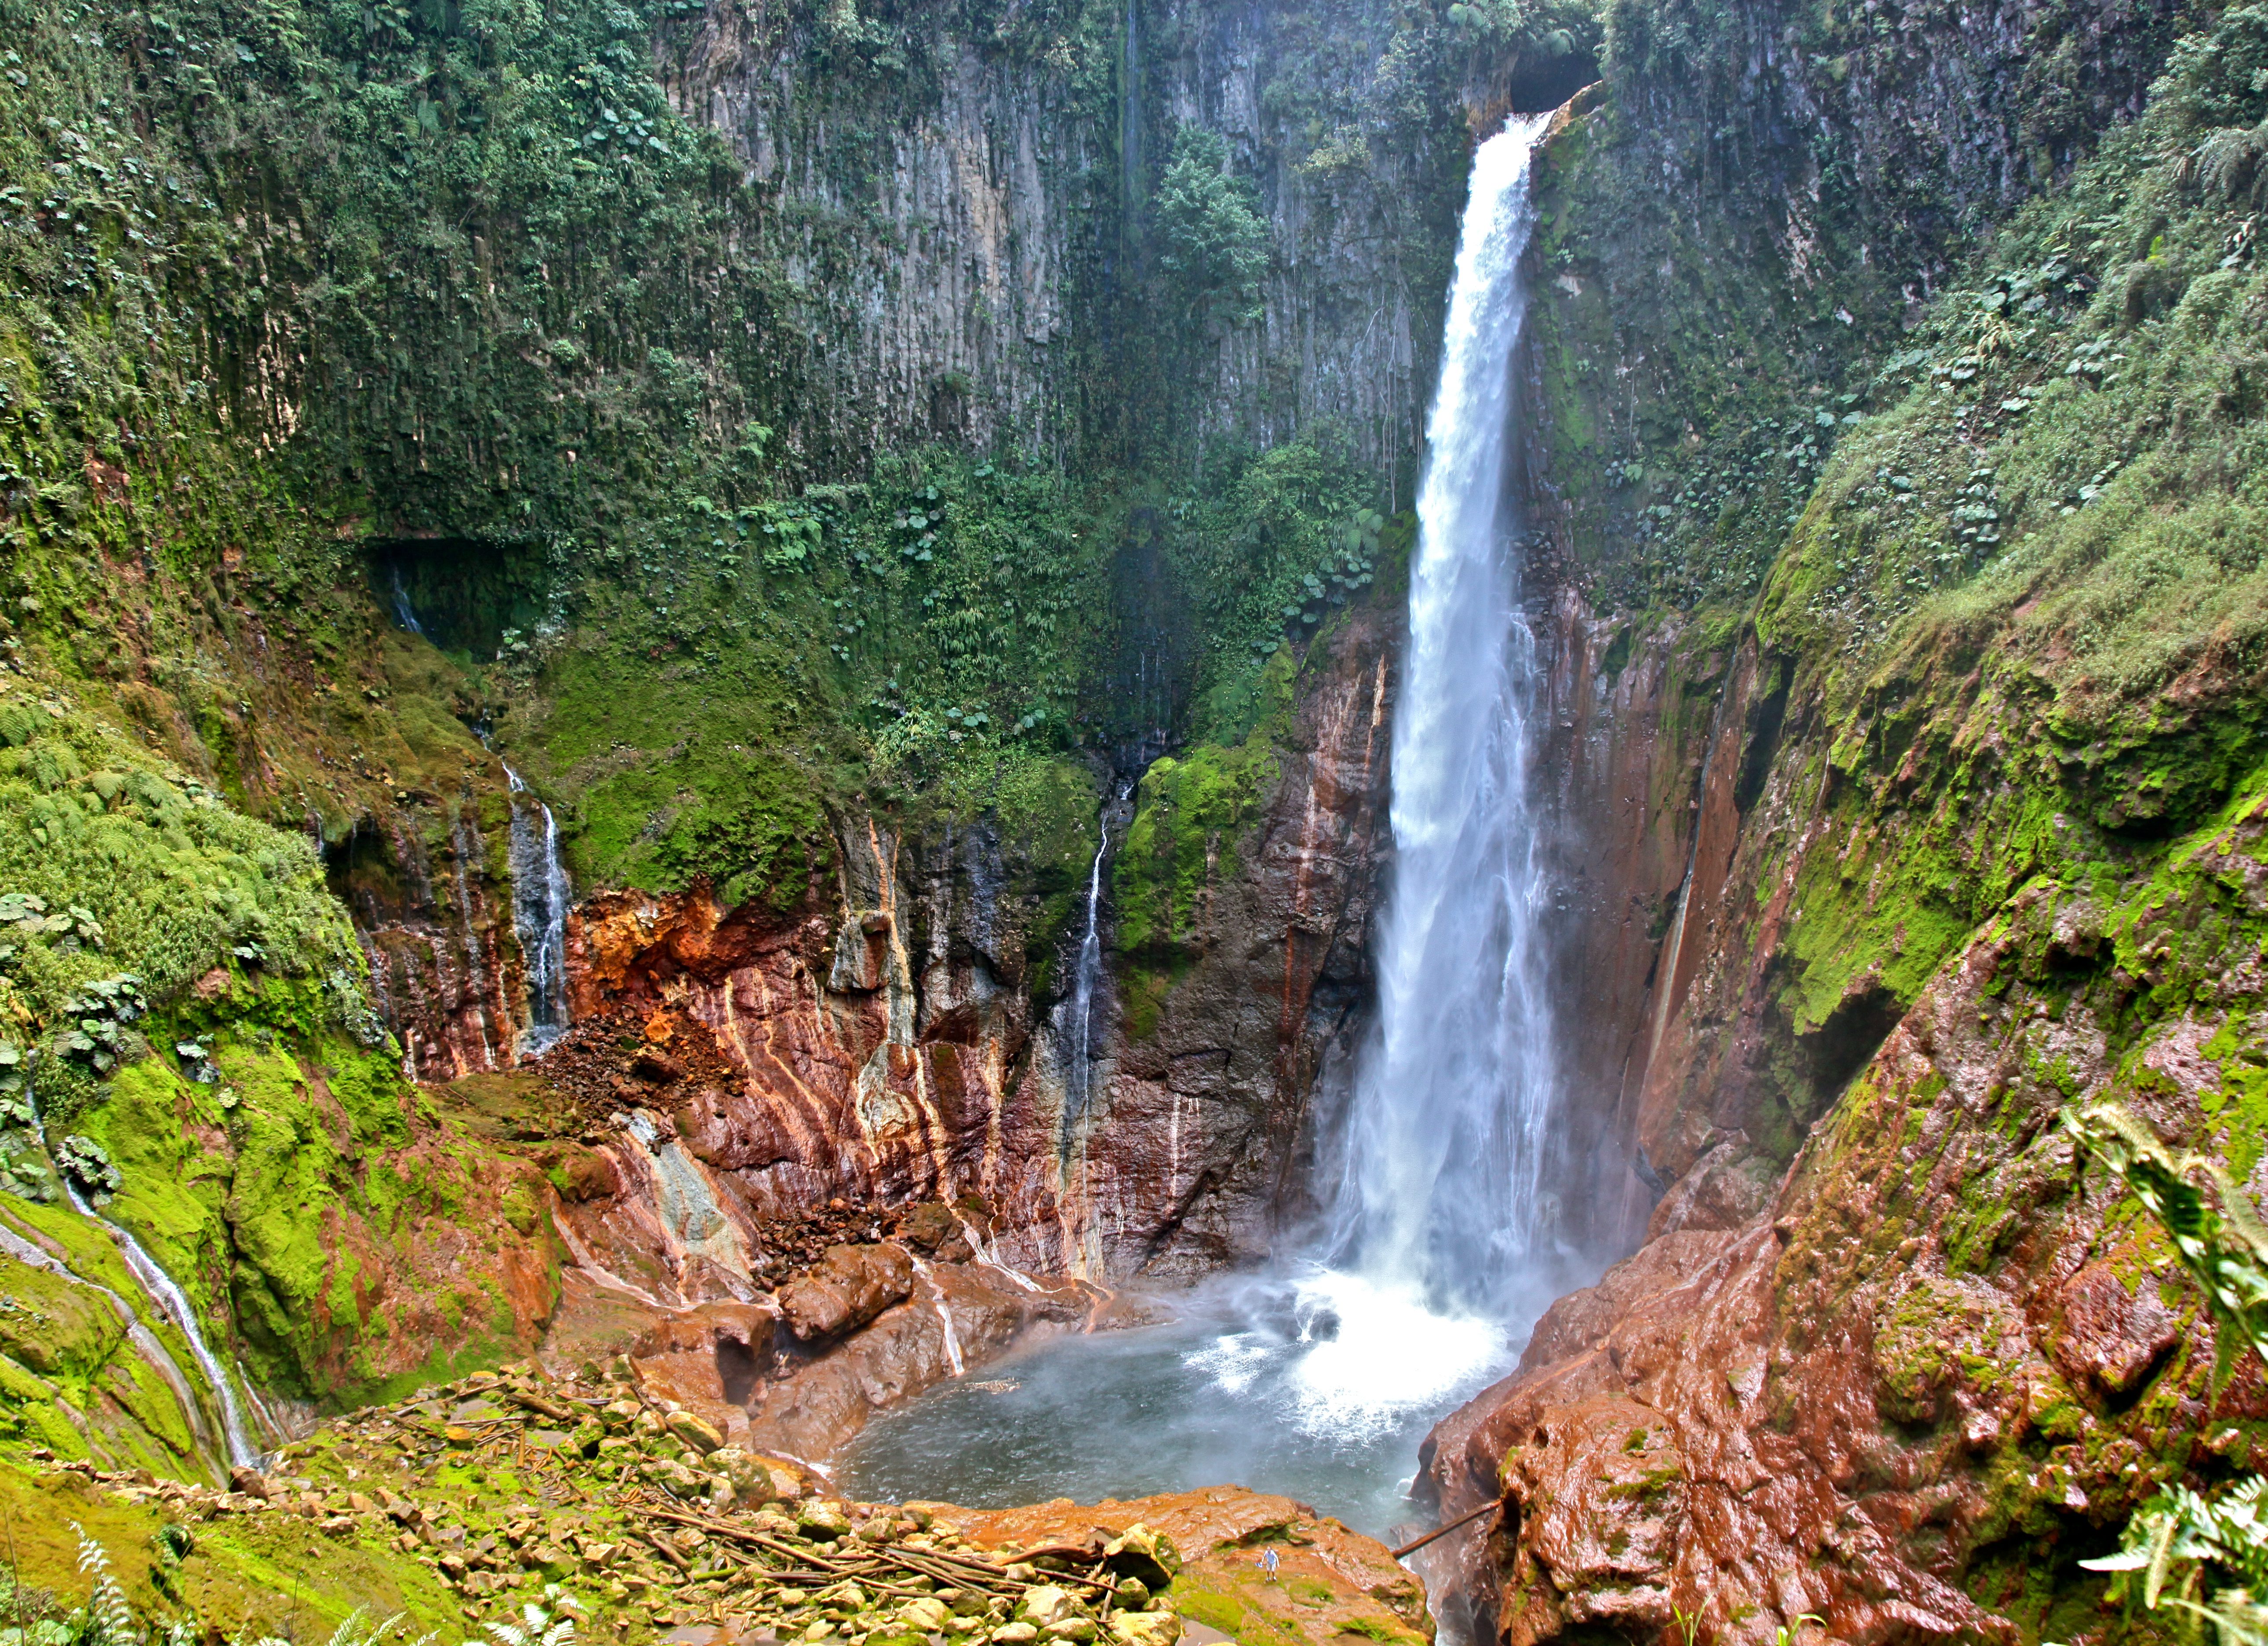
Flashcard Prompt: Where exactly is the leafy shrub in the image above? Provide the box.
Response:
[2064,1102,2268,1643]
[1154,127,1270,328]
[2163,5,2268,132]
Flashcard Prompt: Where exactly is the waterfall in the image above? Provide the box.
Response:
[911,1255,967,1377]
[0,1213,239,1472]
[389,565,424,635]
[65,1183,259,1467]
[1330,113,1566,1316]
[393,580,570,1061]
[1060,794,1120,1145]
[29,1082,258,1468]
[504,765,572,1056]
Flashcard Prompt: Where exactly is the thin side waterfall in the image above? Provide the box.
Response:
[504,765,572,1056]
[1060,790,1123,1144]
[389,565,424,635]
[1330,112,1567,1316]
[31,1085,258,1467]
[68,1185,260,1467]
[911,1255,967,1377]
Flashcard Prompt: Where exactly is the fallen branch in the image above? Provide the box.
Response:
[1390,1501,1501,1560]
[631,1526,692,1573]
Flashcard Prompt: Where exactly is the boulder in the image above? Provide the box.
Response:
[778,1243,916,1343]
[705,1446,778,1506]
[896,1201,975,1261]
[798,1499,852,1540]
[665,1408,726,1455]
[898,1599,952,1632]
[1017,1587,1082,1628]
[1101,1525,1179,1587]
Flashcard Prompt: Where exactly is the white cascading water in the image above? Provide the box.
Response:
[843,116,1601,1534]
[1059,788,1127,1145]
[66,1184,260,1467]
[1327,111,1570,1321]
[390,584,573,1060]
[30,1080,258,1468]
[1109,112,1570,1445]
[504,765,573,1056]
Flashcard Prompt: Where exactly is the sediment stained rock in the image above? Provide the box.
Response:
[532,608,1398,1291]
[1420,851,2268,1646]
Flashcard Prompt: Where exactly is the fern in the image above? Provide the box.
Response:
[318,1610,429,1646]
[69,1528,134,1646]
[483,1587,580,1646]
[2064,1105,2268,1644]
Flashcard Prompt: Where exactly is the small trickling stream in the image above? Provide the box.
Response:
[66,1184,259,1467]
[31,1082,259,1468]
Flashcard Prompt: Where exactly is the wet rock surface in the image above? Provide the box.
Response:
[485,608,1403,1295]
[1420,890,2268,1646]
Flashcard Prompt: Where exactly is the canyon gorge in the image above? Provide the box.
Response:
[4,0,2268,1644]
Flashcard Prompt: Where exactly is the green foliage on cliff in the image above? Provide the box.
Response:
[1528,0,2185,615]
[1563,0,2268,1142]
[1155,127,1272,328]
[1167,433,1396,744]
[1114,646,1297,957]
[0,692,373,1097]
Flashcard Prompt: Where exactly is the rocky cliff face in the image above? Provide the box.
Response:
[655,0,1468,477]
[1399,0,2268,1629]
[1419,797,2268,1646]
[520,600,1399,1289]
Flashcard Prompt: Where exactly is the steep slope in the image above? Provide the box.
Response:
[1421,0,2268,1639]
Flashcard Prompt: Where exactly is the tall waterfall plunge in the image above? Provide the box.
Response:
[843,114,1593,1539]
[1329,113,1567,1315]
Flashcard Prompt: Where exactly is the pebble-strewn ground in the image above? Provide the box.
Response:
[22,1356,1434,1646]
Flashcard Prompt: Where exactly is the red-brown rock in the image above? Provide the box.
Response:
[778,1244,916,1344]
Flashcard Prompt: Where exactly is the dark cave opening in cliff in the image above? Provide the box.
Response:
[716,1333,763,1408]
[1500,53,1603,118]
[368,536,551,664]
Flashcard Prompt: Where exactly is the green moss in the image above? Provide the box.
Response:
[1170,1585,1308,1646]
[1338,1618,1424,1644]
[1115,738,1281,957]
[1119,958,1192,1045]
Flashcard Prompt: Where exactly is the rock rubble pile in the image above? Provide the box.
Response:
[37,1357,1192,1646]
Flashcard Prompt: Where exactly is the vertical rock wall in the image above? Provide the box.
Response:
[540,605,1398,1286]
[654,0,1464,477]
